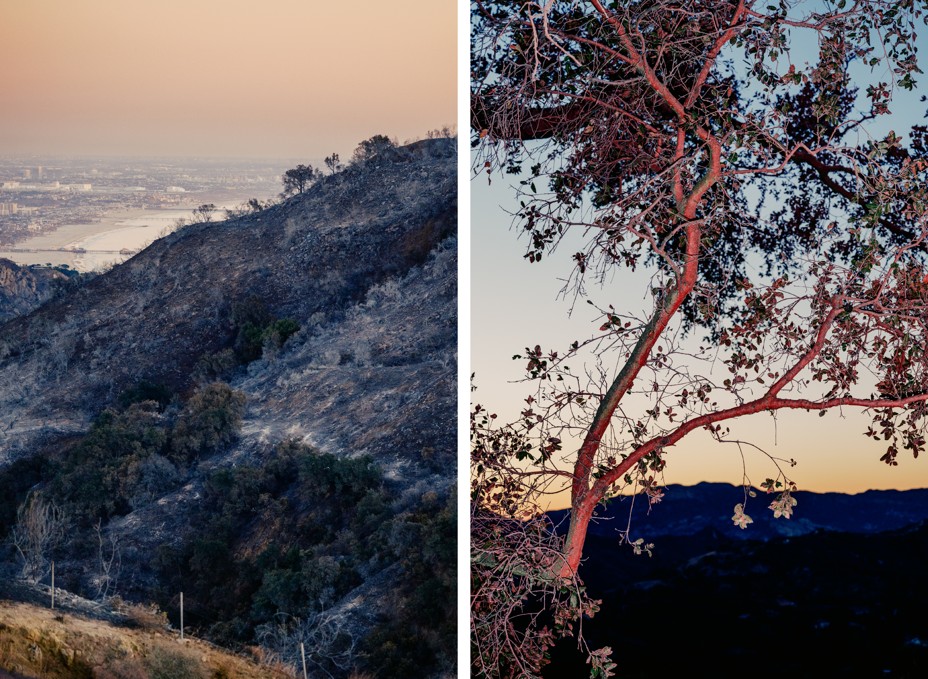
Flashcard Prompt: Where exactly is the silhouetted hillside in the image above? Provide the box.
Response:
[548,482,928,543]
[544,484,928,678]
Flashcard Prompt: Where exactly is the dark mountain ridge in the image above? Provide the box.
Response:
[543,483,928,678]
[547,481,928,542]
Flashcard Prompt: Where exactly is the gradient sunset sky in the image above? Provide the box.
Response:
[473,173,928,506]
[470,11,928,505]
[1,0,455,159]
[473,48,928,505]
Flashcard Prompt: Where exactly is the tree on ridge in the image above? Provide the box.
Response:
[281,164,321,196]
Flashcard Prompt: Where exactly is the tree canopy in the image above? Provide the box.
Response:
[471,1,928,676]
[352,134,396,162]
[281,164,321,196]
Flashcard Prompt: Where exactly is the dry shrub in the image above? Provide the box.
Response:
[119,602,169,631]
[144,644,206,679]
[93,657,150,679]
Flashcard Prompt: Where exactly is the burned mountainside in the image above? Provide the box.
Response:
[0,138,455,444]
[0,259,75,324]
[0,137,456,678]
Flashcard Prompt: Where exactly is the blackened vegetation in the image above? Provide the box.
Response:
[0,138,456,413]
[153,441,455,676]
[0,382,455,677]
[363,491,456,677]
[193,297,300,381]
[0,380,244,535]
[154,441,381,642]
[229,296,300,365]
[0,138,457,679]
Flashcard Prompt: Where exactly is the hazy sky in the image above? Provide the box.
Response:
[0,0,455,159]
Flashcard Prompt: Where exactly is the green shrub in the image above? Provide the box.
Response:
[359,491,456,677]
[297,453,380,503]
[234,316,299,363]
[126,454,180,510]
[225,296,299,364]
[51,401,167,525]
[156,441,389,645]
[194,348,238,381]
[118,380,173,409]
[230,296,273,329]
[170,383,246,463]
[230,296,272,363]
[264,318,299,347]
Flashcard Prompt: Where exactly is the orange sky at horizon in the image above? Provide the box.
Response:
[472,173,928,509]
[0,0,455,159]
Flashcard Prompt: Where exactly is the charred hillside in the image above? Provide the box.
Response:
[0,259,75,324]
[0,138,455,447]
[0,138,456,678]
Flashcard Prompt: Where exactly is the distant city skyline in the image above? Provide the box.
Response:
[0,1,456,159]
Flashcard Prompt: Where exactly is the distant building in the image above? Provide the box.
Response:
[166,186,186,193]
[22,168,31,180]
[0,202,17,215]
[36,166,44,179]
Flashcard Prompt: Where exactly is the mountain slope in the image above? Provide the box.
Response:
[0,259,71,324]
[547,481,928,542]
[0,138,457,678]
[543,484,928,678]
[0,139,455,455]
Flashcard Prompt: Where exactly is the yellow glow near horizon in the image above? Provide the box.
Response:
[0,0,455,158]
[472,174,928,509]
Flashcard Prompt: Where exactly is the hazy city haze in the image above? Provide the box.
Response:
[1,0,456,158]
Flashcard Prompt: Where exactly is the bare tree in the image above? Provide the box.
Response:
[256,610,358,679]
[426,125,456,139]
[472,0,928,675]
[92,519,121,601]
[324,153,342,175]
[191,203,218,224]
[11,492,65,584]
[226,197,275,219]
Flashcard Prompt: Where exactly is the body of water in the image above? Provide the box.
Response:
[0,206,229,271]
